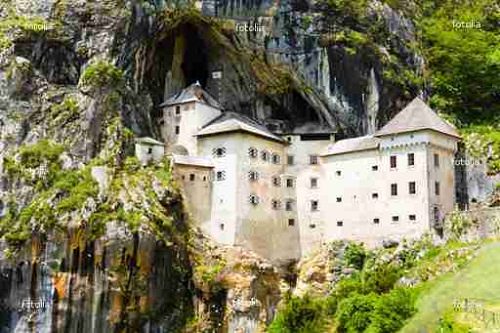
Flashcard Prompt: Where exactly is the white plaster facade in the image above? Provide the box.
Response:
[159,85,461,262]
[135,137,165,165]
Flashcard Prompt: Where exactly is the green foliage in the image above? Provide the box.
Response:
[445,209,473,240]
[19,139,64,169]
[367,288,416,333]
[421,0,499,124]
[344,242,367,270]
[336,293,378,333]
[462,125,500,174]
[268,294,328,333]
[80,60,124,89]
[363,261,402,294]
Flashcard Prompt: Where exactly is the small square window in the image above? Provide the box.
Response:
[249,194,260,206]
[248,147,258,158]
[220,223,224,230]
[189,174,195,181]
[288,219,295,226]
[287,155,294,165]
[175,106,180,115]
[175,126,180,135]
[392,216,399,222]
[409,214,416,221]
[372,193,378,199]
[391,183,398,196]
[216,171,226,181]
[261,151,269,161]
[408,153,415,166]
[310,178,318,188]
[147,147,153,154]
[336,197,342,202]
[285,200,294,211]
[213,147,226,158]
[337,221,343,227]
[286,178,294,188]
[248,171,259,182]
[409,181,416,194]
[372,165,378,171]
[272,199,281,210]
[435,181,440,195]
[336,170,341,176]
[272,176,281,187]
[309,224,316,229]
[390,155,397,168]
[272,154,281,164]
[203,176,207,181]
[311,200,319,211]
[373,218,380,224]
[309,155,319,165]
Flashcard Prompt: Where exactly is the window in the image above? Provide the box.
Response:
[434,153,440,168]
[147,147,153,154]
[203,176,207,181]
[175,126,180,135]
[391,183,398,196]
[213,147,226,158]
[288,219,295,226]
[272,154,281,164]
[392,216,399,222]
[372,193,378,199]
[409,214,416,221]
[248,171,259,182]
[310,178,318,188]
[175,106,180,115]
[435,181,440,195]
[189,174,195,181]
[285,200,294,211]
[249,194,260,206]
[390,155,397,168]
[287,136,292,143]
[287,155,294,165]
[373,218,380,224]
[248,147,258,158]
[220,223,224,230]
[311,200,319,211]
[286,178,294,188]
[216,171,226,181]
[408,153,415,166]
[337,221,343,227]
[336,170,341,176]
[309,155,319,165]
[409,181,416,194]
[261,150,269,161]
[336,197,342,202]
[271,199,281,210]
[372,165,378,171]
[433,206,440,224]
[272,176,281,187]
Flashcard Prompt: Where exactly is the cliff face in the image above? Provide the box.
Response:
[0,0,425,331]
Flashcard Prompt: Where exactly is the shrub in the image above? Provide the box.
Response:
[336,293,378,333]
[80,60,124,89]
[268,294,327,333]
[344,242,367,270]
[363,262,402,294]
[367,288,416,333]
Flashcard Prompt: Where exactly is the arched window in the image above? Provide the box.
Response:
[249,194,260,206]
[272,153,281,164]
[213,147,226,158]
[248,170,259,182]
[261,150,269,162]
[248,147,258,158]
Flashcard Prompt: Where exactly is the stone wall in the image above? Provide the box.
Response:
[445,207,500,241]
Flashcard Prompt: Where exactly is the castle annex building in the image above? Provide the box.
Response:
[136,83,461,263]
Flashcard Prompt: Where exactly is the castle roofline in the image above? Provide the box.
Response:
[160,82,222,109]
[172,154,214,168]
[375,97,460,139]
[135,137,164,146]
[197,112,285,143]
[322,135,380,156]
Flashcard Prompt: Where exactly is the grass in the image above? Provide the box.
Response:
[401,241,500,332]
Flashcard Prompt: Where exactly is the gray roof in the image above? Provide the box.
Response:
[375,97,460,138]
[135,137,164,146]
[322,135,380,156]
[172,154,214,168]
[160,82,222,109]
[197,112,285,143]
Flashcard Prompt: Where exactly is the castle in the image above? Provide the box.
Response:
[135,83,461,264]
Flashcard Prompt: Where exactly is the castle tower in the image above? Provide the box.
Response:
[160,82,222,156]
